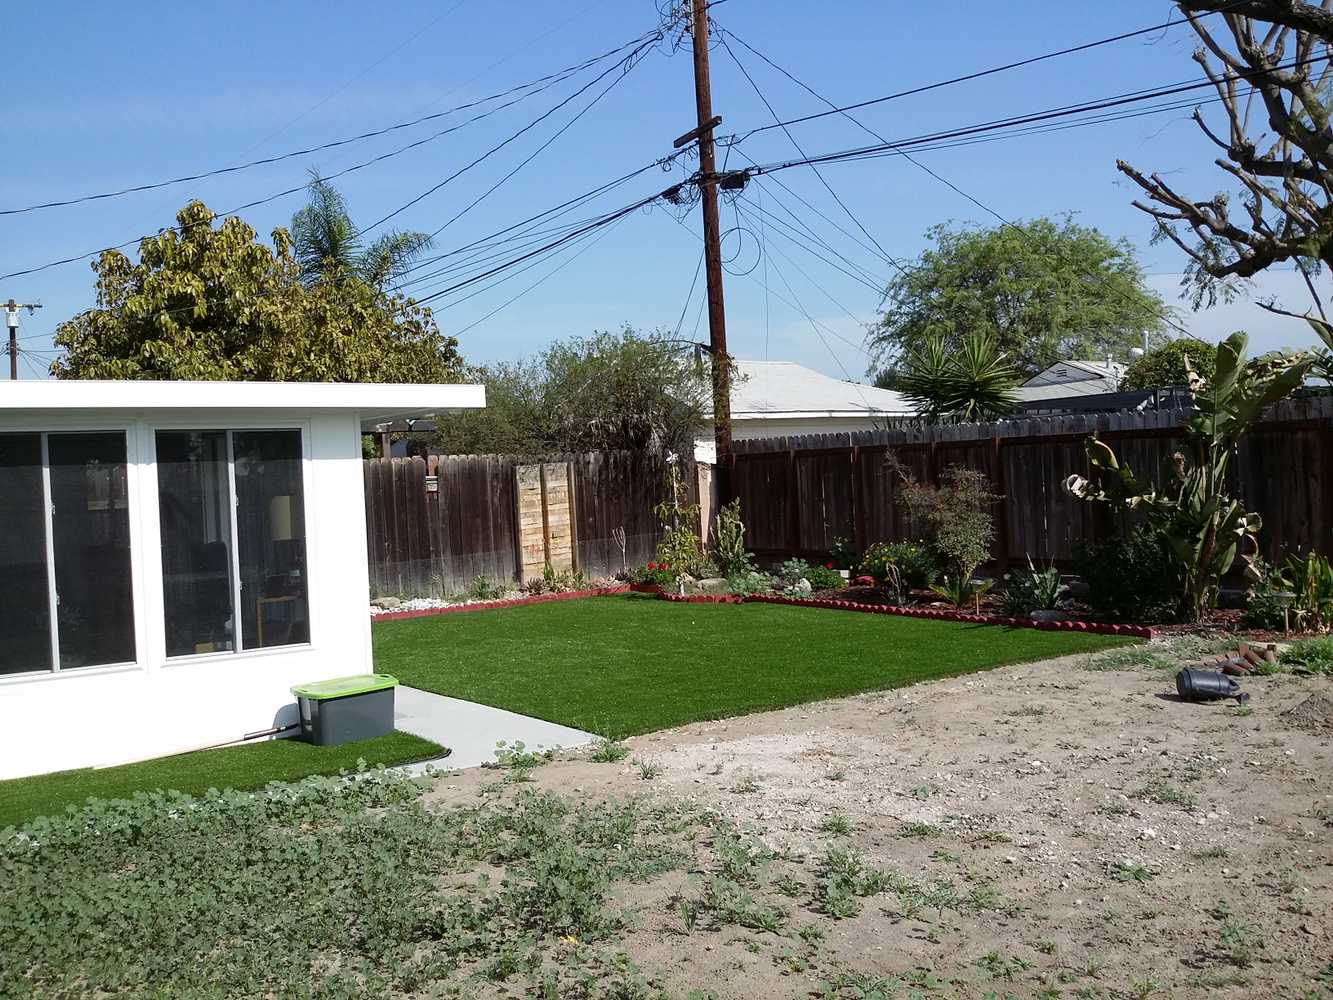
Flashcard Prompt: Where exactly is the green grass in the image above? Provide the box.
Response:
[0,730,443,829]
[374,595,1131,739]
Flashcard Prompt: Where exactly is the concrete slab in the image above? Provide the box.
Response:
[393,686,598,772]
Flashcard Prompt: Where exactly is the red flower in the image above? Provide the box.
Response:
[661,562,669,569]
[824,562,834,569]
[647,561,657,570]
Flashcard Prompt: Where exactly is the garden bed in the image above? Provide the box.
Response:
[371,584,630,621]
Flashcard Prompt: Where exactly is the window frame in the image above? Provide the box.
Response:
[150,420,316,668]
[0,422,143,683]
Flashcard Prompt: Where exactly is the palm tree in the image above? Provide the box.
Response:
[896,331,1020,424]
[289,171,434,289]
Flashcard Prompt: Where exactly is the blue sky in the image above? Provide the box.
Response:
[3,0,1324,381]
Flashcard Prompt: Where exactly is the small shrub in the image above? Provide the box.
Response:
[711,499,754,578]
[635,561,675,587]
[470,574,507,600]
[1073,526,1182,623]
[1241,556,1290,630]
[1279,635,1333,674]
[1283,549,1333,631]
[860,540,939,590]
[804,563,844,591]
[998,557,1068,617]
[894,463,998,584]
[725,570,773,595]
[930,574,993,609]
[829,535,858,571]
[778,557,813,584]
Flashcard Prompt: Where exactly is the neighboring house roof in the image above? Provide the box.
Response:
[1013,359,1126,402]
[716,360,914,420]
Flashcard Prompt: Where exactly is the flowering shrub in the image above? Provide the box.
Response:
[860,541,939,590]
[637,562,675,587]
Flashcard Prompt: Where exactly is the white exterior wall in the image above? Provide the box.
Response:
[0,409,374,779]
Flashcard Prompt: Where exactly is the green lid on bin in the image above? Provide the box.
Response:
[292,674,398,700]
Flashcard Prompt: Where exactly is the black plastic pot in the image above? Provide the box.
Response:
[1175,668,1249,704]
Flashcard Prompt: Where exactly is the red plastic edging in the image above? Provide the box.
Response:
[655,591,743,604]
[741,593,1153,638]
[372,584,631,622]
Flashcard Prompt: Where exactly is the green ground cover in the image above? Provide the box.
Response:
[375,595,1129,739]
[0,730,443,829]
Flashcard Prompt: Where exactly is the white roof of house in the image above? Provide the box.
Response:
[723,361,913,420]
[0,380,486,426]
[1014,359,1125,402]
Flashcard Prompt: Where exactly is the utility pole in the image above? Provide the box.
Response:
[687,0,733,506]
[5,299,42,381]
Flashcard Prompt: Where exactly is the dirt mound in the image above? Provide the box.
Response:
[1281,690,1333,732]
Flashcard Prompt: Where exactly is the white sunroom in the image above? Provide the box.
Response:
[0,380,484,780]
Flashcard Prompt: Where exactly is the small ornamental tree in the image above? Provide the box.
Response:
[1066,331,1313,621]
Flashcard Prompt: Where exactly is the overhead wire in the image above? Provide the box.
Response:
[729,0,1247,140]
[0,28,659,218]
[721,29,1247,340]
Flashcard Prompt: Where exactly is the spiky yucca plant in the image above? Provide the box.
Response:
[896,332,1019,424]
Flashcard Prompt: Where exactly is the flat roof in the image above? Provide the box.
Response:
[0,380,486,425]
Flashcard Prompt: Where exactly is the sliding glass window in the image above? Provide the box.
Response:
[0,431,135,675]
[156,429,309,658]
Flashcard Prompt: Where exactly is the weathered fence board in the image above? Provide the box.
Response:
[365,450,693,596]
[732,395,1333,569]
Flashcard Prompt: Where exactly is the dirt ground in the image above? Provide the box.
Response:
[427,643,1333,999]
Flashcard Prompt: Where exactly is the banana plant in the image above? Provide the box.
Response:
[1064,332,1312,621]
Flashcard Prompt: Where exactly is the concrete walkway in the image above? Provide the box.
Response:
[394,686,599,772]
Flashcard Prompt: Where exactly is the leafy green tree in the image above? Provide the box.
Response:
[895,331,1019,423]
[1066,332,1313,621]
[289,172,433,288]
[433,327,710,456]
[868,216,1171,378]
[1120,338,1219,390]
[53,200,462,383]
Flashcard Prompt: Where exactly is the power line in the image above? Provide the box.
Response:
[717,33,909,280]
[730,2,1245,139]
[732,51,1331,178]
[721,31,1221,340]
[0,29,658,218]
[357,32,662,237]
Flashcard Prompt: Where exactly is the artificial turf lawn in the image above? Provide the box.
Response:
[0,730,444,829]
[374,595,1132,740]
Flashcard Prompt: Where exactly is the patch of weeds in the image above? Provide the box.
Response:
[825,769,847,782]
[1112,861,1154,883]
[714,830,770,885]
[1095,799,1130,817]
[967,882,1026,918]
[819,970,901,999]
[1279,634,1333,674]
[897,821,943,839]
[1193,844,1228,860]
[972,829,1013,845]
[1128,980,1164,1000]
[1035,940,1059,955]
[814,846,892,919]
[1217,915,1265,968]
[772,873,804,898]
[731,775,761,795]
[701,877,787,933]
[491,739,554,780]
[1079,953,1105,979]
[1007,703,1051,718]
[931,848,961,863]
[1232,704,1255,717]
[1132,777,1197,810]
[1312,800,1332,826]
[910,783,935,799]
[977,950,1035,981]
[1081,646,1174,672]
[634,759,663,780]
[820,812,853,836]
[588,739,630,763]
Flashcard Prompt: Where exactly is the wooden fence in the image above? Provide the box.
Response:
[731,394,1333,569]
[364,450,693,596]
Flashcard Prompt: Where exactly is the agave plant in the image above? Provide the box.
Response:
[896,331,1020,424]
[1065,331,1312,622]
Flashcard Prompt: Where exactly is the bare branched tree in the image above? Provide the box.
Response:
[1117,1,1333,321]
